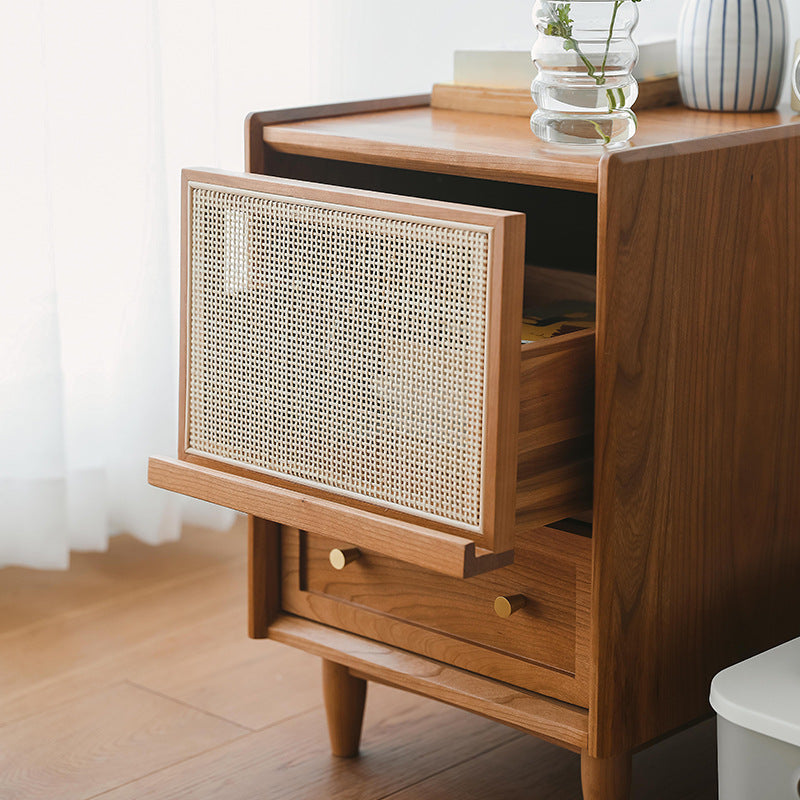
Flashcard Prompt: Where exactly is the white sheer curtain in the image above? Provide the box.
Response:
[3,4,201,567]
[0,2,238,568]
[1,0,706,569]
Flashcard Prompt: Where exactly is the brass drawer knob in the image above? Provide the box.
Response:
[494,595,527,618]
[329,547,361,570]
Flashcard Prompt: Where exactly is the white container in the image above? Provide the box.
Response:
[710,637,800,800]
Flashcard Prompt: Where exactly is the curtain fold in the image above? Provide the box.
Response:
[0,2,236,569]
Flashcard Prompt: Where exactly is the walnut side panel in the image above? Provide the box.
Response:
[592,126,800,757]
[516,330,595,530]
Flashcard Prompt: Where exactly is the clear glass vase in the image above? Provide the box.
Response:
[531,1,640,146]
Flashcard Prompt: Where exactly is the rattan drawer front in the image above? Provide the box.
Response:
[179,169,525,574]
[187,184,487,528]
[281,525,592,707]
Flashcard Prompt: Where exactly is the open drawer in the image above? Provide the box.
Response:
[148,168,593,577]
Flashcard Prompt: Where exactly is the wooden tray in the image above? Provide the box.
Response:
[431,75,681,117]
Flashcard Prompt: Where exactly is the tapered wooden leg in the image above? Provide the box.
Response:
[322,659,367,758]
[581,751,632,800]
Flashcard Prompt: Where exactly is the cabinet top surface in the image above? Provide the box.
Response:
[261,103,800,193]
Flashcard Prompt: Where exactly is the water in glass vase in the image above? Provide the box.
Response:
[531,0,640,146]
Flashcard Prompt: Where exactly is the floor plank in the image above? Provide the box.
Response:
[0,523,245,636]
[0,526,721,799]
[92,683,521,800]
[0,682,245,800]
[1,592,320,733]
[0,561,245,722]
[387,735,579,800]
[386,718,718,800]
[125,618,323,730]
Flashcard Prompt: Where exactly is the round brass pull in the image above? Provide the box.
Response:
[329,547,361,570]
[494,595,527,618]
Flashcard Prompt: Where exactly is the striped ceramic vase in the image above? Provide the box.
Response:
[677,0,789,111]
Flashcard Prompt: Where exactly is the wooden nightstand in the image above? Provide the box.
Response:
[149,96,800,799]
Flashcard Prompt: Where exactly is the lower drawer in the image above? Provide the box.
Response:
[281,523,592,707]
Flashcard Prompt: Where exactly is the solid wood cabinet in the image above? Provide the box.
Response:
[149,96,800,799]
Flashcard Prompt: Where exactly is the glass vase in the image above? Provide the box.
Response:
[531,0,640,146]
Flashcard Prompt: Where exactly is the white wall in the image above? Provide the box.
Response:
[303,0,798,106]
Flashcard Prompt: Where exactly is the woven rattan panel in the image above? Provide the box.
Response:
[187,184,492,529]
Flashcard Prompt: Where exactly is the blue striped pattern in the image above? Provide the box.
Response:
[677,0,789,111]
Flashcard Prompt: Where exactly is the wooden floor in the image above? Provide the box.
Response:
[0,521,718,799]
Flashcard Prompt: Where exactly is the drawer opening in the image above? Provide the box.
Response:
[549,516,593,538]
[521,264,596,348]
[516,268,595,533]
[261,152,598,354]
[261,151,598,277]
[516,325,594,533]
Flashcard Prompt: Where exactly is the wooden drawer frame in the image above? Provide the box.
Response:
[281,524,592,707]
[179,168,525,574]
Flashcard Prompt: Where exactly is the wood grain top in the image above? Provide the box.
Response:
[261,104,800,193]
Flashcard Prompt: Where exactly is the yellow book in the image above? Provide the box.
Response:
[521,301,595,343]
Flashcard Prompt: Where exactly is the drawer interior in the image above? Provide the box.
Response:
[516,327,594,530]
[262,152,598,356]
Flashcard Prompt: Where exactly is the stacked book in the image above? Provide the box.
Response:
[521,301,596,344]
[433,40,680,116]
